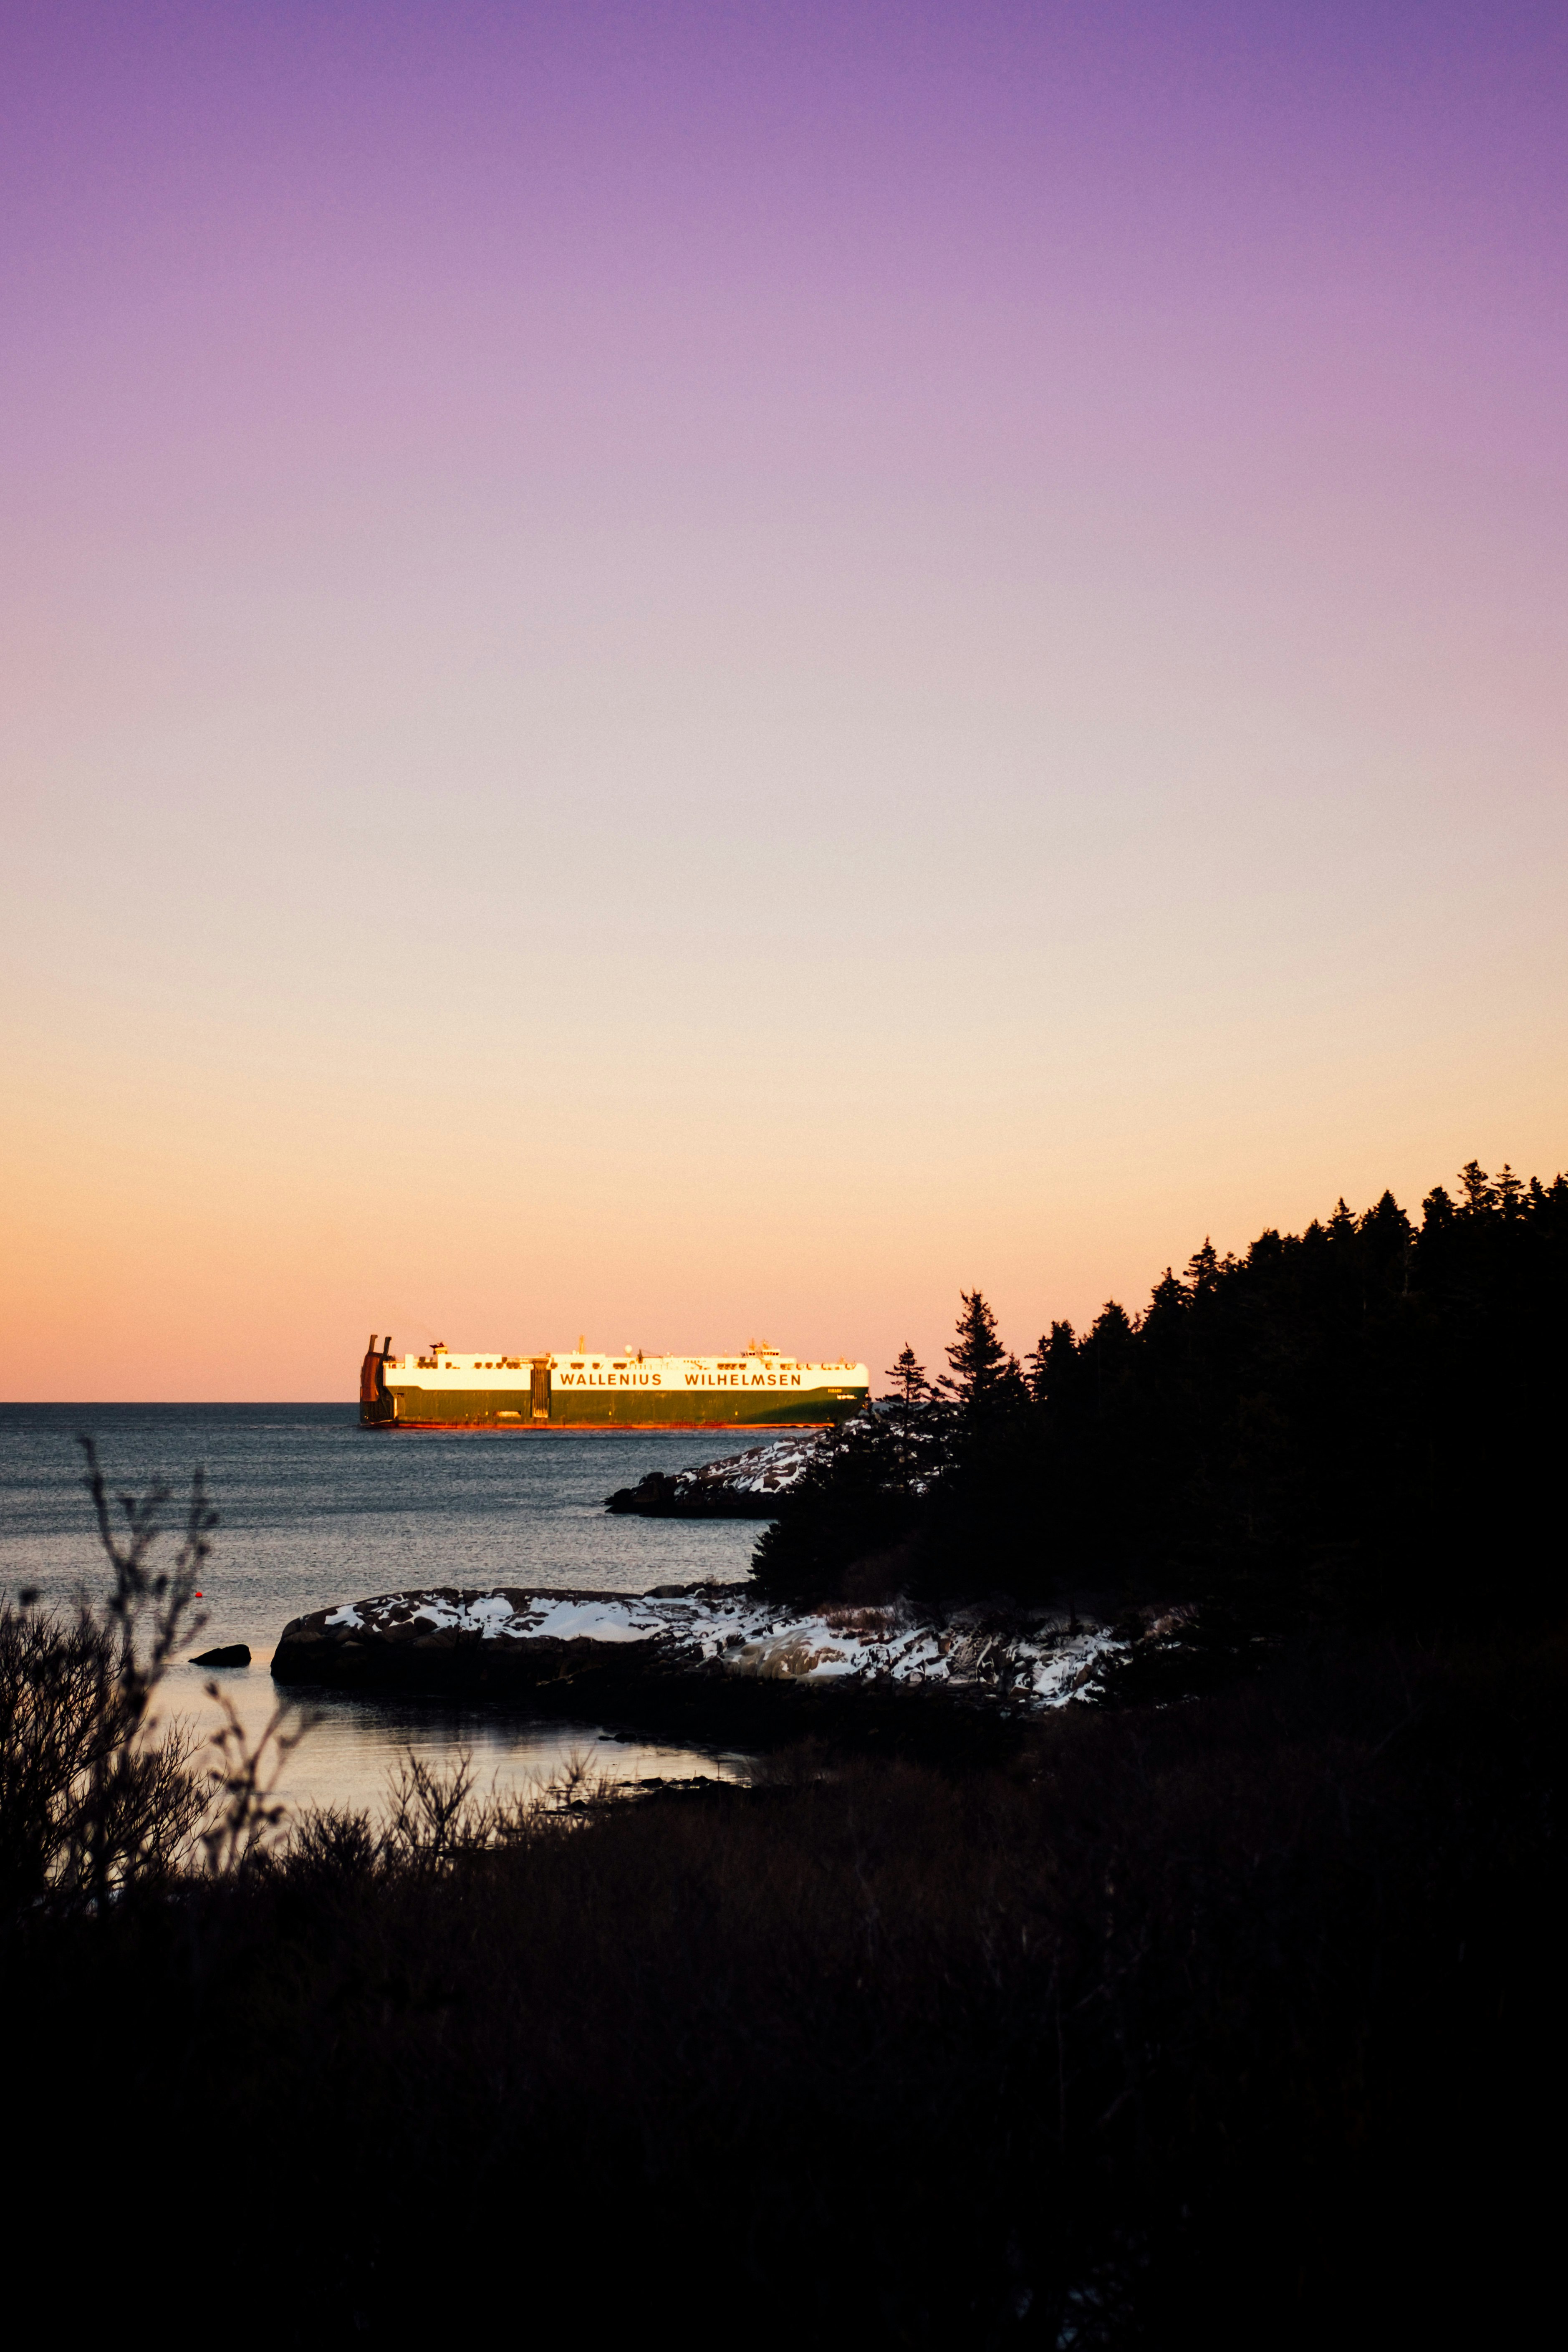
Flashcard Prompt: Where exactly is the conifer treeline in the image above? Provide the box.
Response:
[755,1162,1568,1621]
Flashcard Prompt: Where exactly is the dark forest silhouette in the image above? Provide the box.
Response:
[755,1162,1568,1626]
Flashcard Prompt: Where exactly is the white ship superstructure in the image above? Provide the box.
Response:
[359,1338,868,1429]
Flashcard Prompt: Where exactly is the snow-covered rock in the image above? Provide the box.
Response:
[604,1430,829,1518]
[273,1582,1123,1715]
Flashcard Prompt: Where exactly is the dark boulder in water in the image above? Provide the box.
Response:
[191,1643,251,1668]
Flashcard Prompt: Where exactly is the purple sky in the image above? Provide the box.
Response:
[3,3,1565,1395]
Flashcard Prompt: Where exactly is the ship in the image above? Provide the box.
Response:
[358,1336,869,1430]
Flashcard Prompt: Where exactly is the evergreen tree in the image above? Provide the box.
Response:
[884,1344,928,1415]
[882,1344,930,1483]
[1359,1190,1410,1242]
[1085,1301,1135,1420]
[1458,1161,1497,1214]
[1025,1321,1078,1407]
[1138,1274,1190,1391]
[1145,1270,1187,1321]
[942,1291,1021,1415]
[1186,1240,1221,1293]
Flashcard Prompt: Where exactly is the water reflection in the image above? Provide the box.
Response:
[159,1657,751,1820]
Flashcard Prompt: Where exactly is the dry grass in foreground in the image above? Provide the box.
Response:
[5,1606,1562,2347]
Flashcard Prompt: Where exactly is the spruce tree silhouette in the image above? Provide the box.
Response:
[942,1290,1021,1417]
[884,1344,928,1417]
[1025,1320,1078,1407]
[883,1344,929,1482]
[757,1162,1568,1622]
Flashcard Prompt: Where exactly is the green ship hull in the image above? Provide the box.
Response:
[368,1384,865,1430]
[358,1339,867,1430]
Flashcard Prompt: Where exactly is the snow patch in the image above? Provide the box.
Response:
[323,1585,1124,1710]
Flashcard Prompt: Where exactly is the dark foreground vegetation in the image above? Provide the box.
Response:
[3,1165,1564,2344]
[6,1609,1561,2344]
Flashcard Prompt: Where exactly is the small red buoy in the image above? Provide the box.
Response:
[194,1592,203,1599]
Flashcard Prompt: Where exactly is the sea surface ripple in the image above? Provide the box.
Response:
[0,1403,763,1811]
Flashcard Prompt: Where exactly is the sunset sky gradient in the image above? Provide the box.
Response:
[3,1,1565,1399]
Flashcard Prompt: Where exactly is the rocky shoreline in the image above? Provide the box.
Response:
[604,1430,826,1518]
[271,1581,1126,1755]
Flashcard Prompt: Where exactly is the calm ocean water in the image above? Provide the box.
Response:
[0,1404,766,1811]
